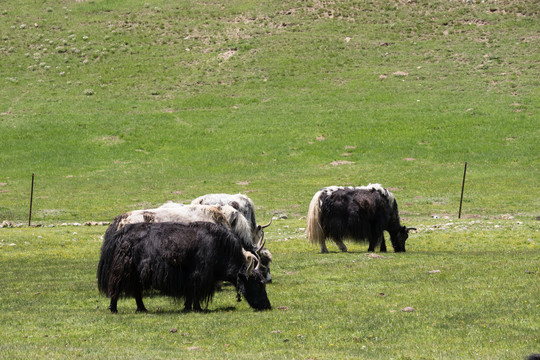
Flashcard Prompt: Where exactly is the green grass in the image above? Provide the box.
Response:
[0,0,539,358]
[1,0,538,222]
[0,220,538,359]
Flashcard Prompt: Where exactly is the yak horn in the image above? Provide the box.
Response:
[242,249,259,275]
[407,227,417,231]
[261,218,272,229]
[256,232,266,254]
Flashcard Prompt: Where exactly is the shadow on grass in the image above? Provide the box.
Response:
[153,306,238,315]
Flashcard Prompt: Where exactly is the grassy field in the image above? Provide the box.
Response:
[0,219,538,359]
[0,0,539,358]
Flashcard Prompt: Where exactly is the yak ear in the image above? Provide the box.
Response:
[230,201,240,210]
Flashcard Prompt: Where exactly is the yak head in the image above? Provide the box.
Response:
[253,217,272,247]
[237,249,272,311]
[390,226,416,252]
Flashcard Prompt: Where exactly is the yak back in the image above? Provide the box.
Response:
[319,187,395,242]
[98,221,247,305]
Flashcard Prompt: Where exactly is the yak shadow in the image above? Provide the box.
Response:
[316,250,380,254]
[151,305,238,315]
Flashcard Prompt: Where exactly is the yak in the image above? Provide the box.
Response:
[97,221,272,313]
[191,193,272,245]
[112,203,273,282]
[306,184,415,253]
[190,194,273,281]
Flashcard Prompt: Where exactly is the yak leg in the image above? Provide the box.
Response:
[193,301,203,312]
[333,238,348,252]
[135,291,147,313]
[367,234,377,252]
[368,228,382,252]
[379,235,387,252]
[108,296,118,314]
[320,240,329,254]
[184,298,193,312]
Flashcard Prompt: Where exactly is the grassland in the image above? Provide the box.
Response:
[0,219,538,359]
[0,0,538,358]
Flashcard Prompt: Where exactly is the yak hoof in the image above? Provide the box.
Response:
[136,307,148,313]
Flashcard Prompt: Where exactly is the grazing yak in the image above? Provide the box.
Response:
[191,194,273,281]
[191,193,272,244]
[97,221,272,313]
[306,184,415,253]
[111,203,273,281]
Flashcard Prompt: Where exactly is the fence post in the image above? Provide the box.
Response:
[28,173,35,226]
[458,163,467,219]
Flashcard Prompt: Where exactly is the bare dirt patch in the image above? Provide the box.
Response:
[218,49,237,61]
[330,160,355,166]
[96,136,124,145]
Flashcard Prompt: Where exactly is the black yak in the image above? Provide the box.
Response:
[306,184,415,253]
[112,203,273,282]
[97,221,272,313]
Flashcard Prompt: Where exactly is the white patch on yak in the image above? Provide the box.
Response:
[117,205,228,231]
[320,183,395,207]
[155,202,255,248]
[191,193,257,230]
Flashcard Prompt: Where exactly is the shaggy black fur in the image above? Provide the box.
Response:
[319,187,410,252]
[97,221,271,313]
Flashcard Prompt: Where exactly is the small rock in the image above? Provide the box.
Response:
[393,71,408,77]
[169,328,178,333]
[1,220,13,228]
[402,307,415,312]
[427,270,441,274]
[277,306,289,311]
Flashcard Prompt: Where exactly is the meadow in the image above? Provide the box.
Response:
[0,0,538,358]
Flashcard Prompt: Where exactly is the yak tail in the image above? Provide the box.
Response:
[306,190,325,245]
[97,218,122,295]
